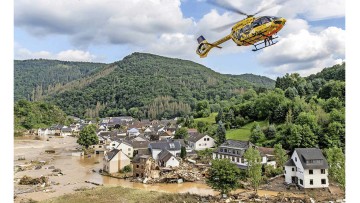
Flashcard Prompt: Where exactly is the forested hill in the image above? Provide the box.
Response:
[38,52,274,118]
[306,62,345,81]
[14,59,107,101]
[227,73,275,88]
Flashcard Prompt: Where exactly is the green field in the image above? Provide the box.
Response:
[194,113,218,124]
[226,120,268,141]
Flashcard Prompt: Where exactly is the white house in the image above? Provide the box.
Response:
[149,140,181,160]
[37,128,49,137]
[127,128,140,137]
[60,127,72,137]
[157,149,179,167]
[188,133,215,150]
[284,148,329,188]
[103,149,131,174]
[212,140,267,169]
[115,141,134,158]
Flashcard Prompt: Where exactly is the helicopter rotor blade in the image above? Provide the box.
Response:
[252,0,288,16]
[207,0,249,16]
[211,20,240,32]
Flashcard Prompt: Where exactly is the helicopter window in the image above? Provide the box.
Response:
[243,24,251,34]
[252,19,262,28]
[261,17,270,24]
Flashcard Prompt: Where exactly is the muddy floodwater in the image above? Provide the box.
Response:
[14,136,280,202]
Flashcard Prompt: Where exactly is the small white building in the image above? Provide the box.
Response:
[188,133,215,150]
[115,141,134,158]
[127,128,140,137]
[37,128,49,137]
[284,148,329,188]
[157,149,179,167]
[103,149,131,174]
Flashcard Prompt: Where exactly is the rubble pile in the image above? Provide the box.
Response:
[133,161,209,184]
[19,175,49,186]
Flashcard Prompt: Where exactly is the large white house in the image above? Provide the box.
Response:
[212,140,268,169]
[187,133,215,150]
[284,148,329,188]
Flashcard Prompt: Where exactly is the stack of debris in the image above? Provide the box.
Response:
[19,175,49,186]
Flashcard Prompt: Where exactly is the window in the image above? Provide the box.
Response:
[137,165,139,168]
[237,157,239,162]
[220,148,223,152]
[292,168,294,171]
[232,156,235,161]
[321,169,326,174]
[204,138,206,141]
[309,170,313,175]
[299,179,303,185]
[112,144,116,146]
[99,145,102,148]
[321,179,327,184]
[224,149,227,153]
[310,179,313,185]
[295,157,297,162]
[128,153,130,156]
[284,170,286,174]
[232,150,235,154]
[128,148,131,151]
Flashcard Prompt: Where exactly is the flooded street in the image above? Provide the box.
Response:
[14,136,281,202]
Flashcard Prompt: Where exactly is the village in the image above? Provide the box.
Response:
[13,115,345,203]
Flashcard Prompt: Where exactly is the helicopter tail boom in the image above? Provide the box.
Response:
[196,35,231,58]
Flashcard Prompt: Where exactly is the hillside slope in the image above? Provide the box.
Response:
[14,59,106,101]
[41,53,274,117]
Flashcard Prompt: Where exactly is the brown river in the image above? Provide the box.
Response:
[14,137,280,202]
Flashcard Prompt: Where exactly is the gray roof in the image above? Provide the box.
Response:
[106,149,120,161]
[61,127,72,132]
[220,140,253,149]
[285,159,296,166]
[131,140,150,149]
[158,149,174,162]
[294,148,329,169]
[188,133,207,142]
[149,140,181,151]
[132,154,151,163]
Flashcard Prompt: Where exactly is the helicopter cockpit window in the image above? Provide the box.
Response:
[252,18,262,28]
[242,24,251,34]
[261,17,270,24]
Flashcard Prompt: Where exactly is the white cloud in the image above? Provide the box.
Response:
[15,0,193,47]
[15,45,100,62]
[258,26,345,76]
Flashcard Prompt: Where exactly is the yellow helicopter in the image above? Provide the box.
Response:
[196,0,287,58]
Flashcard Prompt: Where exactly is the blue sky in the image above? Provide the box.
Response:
[14,0,345,78]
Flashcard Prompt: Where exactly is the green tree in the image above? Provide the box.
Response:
[174,127,189,139]
[197,121,208,133]
[244,147,263,194]
[249,124,265,145]
[215,109,224,123]
[325,147,345,189]
[274,143,288,169]
[180,146,187,159]
[77,124,98,149]
[206,159,241,195]
[285,87,299,99]
[216,121,226,145]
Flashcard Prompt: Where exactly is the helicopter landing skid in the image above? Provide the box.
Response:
[252,36,278,51]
